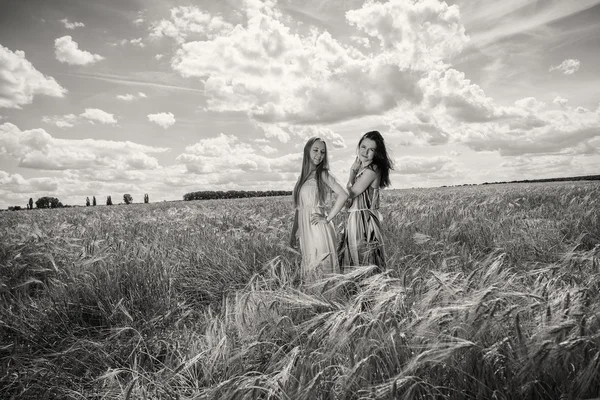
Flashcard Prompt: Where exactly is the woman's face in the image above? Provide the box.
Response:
[309,140,326,166]
[359,138,377,165]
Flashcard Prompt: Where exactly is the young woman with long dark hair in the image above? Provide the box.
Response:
[338,131,394,270]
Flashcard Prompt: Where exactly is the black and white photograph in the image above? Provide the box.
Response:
[1,0,599,398]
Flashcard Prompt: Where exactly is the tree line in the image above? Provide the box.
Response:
[6,190,292,211]
[184,190,291,201]
[6,193,150,211]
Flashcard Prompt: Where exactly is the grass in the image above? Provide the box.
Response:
[1,181,600,399]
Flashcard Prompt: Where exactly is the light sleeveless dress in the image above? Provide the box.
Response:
[296,177,340,280]
[338,166,386,270]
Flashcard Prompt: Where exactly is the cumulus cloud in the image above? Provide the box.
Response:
[396,156,454,174]
[130,38,145,47]
[549,59,580,75]
[42,114,78,128]
[117,92,147,101]
[165,0,468,125]
[176,133,299,176]
[150,6,234,43]
[0,122,168,171]
[60,18,85,29]
[0,45,67,109]
[0,170,59,195]
[389,110,450,145]
[423,68,518,123]
[457,104,600,157]
[148,112,175,129]
[80,108,117,124]
[553,95,568,108]
[54,36,104,65]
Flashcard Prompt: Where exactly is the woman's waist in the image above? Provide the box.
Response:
[296,205,326,210]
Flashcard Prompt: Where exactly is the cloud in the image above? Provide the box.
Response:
[396,156,454,174]
[553,95,568,108]
[345,0,467,69]
[155,54,164,60]
[549,58,580,75]
[0,45,67,109]
[422,68,518,123]
[176,133,300,176]
[130,38,145,47]
[261,145,277,154]
[167,0,467,125]
[60,18,85,29]
[458,105,600,156]
[117,92,147,101]
[42,114,78,128]
[80,108,117,124]
[389,110,450,145]
[0,122,168,171]
[148,112,175,129]
[150,6,234,43]
[112,38,146,47]
[54,36,104,65]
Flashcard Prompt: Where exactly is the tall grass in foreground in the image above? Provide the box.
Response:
[1,182,599,399]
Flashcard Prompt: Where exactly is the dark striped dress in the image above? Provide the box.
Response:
[337,166,386,270]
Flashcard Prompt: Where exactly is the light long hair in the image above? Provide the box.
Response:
[359,131,394,188]
[293,137,330,207]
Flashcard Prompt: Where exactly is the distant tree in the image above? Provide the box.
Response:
[35,197,61,209]
[92,196,97,206]
[144,193,149,203]
[28,197,33,210]
[9,206,22,211]
[123,194,133,205]
[86,197,90,207]
[106,195,113,206]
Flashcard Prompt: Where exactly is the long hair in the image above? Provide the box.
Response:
[359,131,394,188]
[293,137,330,207]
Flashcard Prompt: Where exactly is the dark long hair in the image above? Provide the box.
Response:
[293,137,330,207]
[359,131,394,188]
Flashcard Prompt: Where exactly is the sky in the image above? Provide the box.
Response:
[1,0,599,208]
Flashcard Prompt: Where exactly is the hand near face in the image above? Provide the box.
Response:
[351,157,361,172]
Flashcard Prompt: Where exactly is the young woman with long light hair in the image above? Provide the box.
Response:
[290,137,348,280]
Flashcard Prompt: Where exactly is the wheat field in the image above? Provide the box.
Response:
[1,181,599,399]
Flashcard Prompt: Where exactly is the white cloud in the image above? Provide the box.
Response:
[116,94,135,101]
[0,45,67,109]
[261,145,277,154]
[549,58,580,75]
[150,6,234,43]
[176,133,299,176]
[389,109,450,146]
[117,92,147,101]
[60,18,85,29]
[80,108,117,124]
[396,156,454,174]
[553,95,568,108]
[0,122,167,171]
[457,104,600,156]
[155,54,164,60]
[54,36,104,65]
[168,0,467,125]
[42,114,78,128]
[148,112,175,129]
[133,18,144,26]
[130,38,145,48]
